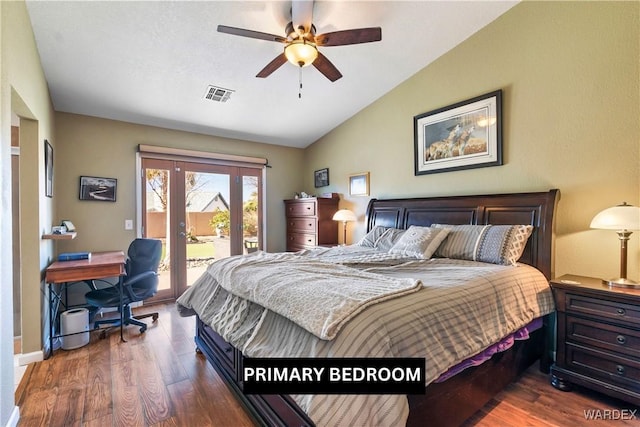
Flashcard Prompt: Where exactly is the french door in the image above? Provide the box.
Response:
[140,158,262,302]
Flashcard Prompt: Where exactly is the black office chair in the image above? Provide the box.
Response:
[85,238,162,337]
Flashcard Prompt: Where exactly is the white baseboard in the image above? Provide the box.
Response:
[15,350,43,367]
[5,406,19,427]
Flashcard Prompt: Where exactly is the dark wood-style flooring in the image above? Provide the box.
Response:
[15,304,638,426]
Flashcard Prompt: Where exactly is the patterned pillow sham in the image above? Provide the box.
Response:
[431,224,534,266]
[388,226,450,259]
[374,228,406,252]
[355,225,389,247]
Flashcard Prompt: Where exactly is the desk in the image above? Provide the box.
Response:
[45,251,126,358]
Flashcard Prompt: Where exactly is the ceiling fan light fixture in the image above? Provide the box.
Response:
[284,39,318,67]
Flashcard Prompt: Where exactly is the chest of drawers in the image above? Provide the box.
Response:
[284,198,339,251]
[550,274,640,405]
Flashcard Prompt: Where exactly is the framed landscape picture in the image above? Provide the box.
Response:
[79,176,117,202]
[414,90,502,175]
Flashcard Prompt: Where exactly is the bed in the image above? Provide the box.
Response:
[178,189,559,427]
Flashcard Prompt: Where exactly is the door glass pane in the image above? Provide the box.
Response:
[242,175,260,254]
[144,168,171,293]
[185,171,230,287]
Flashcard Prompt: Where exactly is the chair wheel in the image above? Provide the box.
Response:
[140,326,147,333]
[152,314,159,322]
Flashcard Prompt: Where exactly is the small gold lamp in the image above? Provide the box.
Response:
[590,202,640,287]
[332,209,357,246]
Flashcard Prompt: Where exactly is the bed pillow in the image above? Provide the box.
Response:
[431,224,534,266]
[373,228,406,252]
[355,225,389,247]
[388,226,450,259]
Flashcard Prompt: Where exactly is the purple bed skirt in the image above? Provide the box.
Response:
[434,317,543,383]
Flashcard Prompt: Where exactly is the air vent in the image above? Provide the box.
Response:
[204,85,234,103]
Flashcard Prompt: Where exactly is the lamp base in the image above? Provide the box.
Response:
[602,277,640,289]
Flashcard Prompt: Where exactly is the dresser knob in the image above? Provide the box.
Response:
[616,335,627,345]
[617,308,626,316]
[616,365,626,376]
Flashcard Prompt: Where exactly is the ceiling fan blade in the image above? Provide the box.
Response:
[291,0,314,33]
[315,27,382,46]
[256,53,288,78]
[313,52,342,82]
[217,25,286,43]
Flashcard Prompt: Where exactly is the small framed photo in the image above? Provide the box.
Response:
[44,140,53,198]
[314,168,329,188]
[414,90,502,175]
[79,176,117,202]
[349,172,370,196]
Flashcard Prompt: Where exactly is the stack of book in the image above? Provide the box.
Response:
[58,252,91,262]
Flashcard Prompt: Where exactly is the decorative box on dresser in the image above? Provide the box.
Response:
[550,274,640,406]
[284,197,339,251]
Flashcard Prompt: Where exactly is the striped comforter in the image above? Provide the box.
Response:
[176,246,554,427]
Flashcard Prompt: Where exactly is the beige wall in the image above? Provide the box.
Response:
[54,113,304,255]
[304,2,640,281]
[1,0,57,422]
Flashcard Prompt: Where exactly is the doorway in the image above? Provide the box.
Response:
[11,125,21,354]
[141,158,262,302]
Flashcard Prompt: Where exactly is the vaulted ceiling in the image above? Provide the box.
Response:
[26,1,517,148]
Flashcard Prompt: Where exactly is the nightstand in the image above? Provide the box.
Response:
[550,274,640,406]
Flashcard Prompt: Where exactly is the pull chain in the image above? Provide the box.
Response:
[298,66,303,99]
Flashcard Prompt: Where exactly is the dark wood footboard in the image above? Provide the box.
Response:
[195,317,314,427]
[196,315,550,427]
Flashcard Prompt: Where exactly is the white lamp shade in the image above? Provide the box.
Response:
[333,209,357,222]
[590,203,640,231]
[284,40,318,67]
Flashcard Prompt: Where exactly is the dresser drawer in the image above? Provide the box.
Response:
[286,201,316,217]
[287,217,317,233]
[287,232,317,248]
[565,343,640,390]
[564,293,640,326]
[566,315,640,359]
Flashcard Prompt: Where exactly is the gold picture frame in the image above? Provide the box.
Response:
[348,172,370,196]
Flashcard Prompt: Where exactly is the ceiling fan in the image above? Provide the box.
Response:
[217,0,382,82]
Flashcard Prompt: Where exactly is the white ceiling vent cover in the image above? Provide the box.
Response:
[204,85,234,103]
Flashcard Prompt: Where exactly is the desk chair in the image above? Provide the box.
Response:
[85,238,162,337]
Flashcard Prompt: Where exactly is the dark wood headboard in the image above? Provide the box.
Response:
[365,189,559,279]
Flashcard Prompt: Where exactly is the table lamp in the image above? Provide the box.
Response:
[333,209,357,245]
[590,202,640,287]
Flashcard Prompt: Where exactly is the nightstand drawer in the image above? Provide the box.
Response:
[287,232,317,248]
[565,293,640,326]
[287,218,317,233]
[566,343,640,389]
[566,315,640,358]
[286,201,316,217]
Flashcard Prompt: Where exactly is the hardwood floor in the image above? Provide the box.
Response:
[16,303,638,426]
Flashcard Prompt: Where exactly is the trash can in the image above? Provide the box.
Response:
[60,308,90,350]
